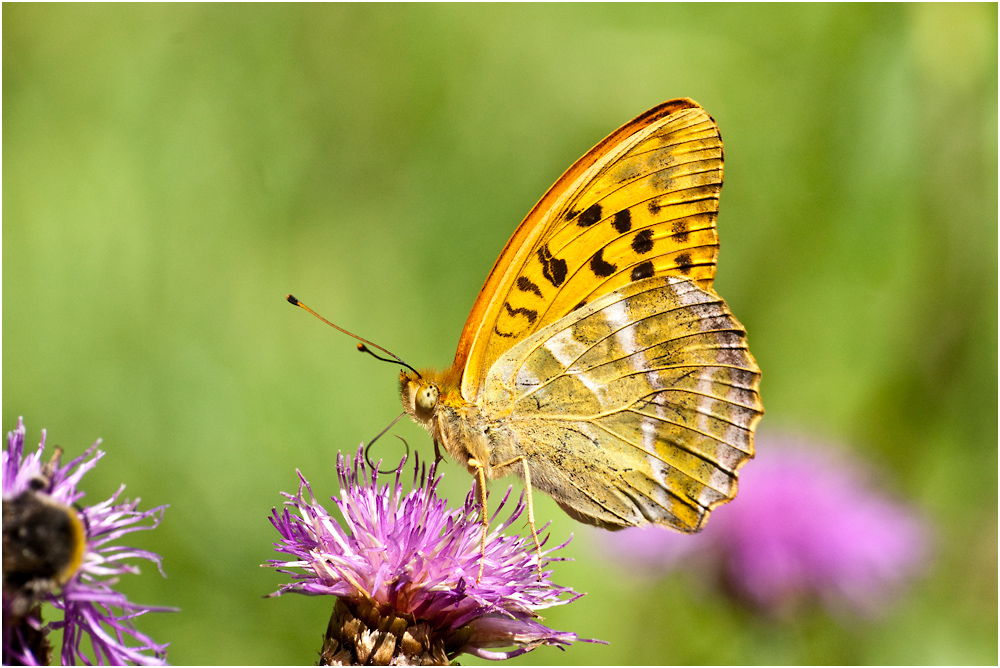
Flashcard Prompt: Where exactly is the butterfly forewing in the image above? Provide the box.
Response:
[458,101,725,400]
[482,276,762,531]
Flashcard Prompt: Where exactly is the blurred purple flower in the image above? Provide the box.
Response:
[597,431,931,617]
[267,446,601,663]
[2,417,173,665]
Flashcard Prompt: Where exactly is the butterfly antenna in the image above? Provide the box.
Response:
[364,411,409,474]
[286,294,422,379]
[357,343,402,366]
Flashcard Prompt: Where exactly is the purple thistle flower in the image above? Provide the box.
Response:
[266,446,601,664]
[2,417,173,665]
[596,431,931,618]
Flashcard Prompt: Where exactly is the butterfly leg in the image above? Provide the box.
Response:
[467,458,490,584]
[432,439,445,465]
[491,455,543,580]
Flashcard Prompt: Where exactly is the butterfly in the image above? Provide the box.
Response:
[292,98,763,579]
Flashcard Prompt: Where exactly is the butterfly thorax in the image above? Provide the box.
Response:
[399,369,503,478]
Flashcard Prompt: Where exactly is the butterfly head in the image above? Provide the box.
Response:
[399,370,440,423]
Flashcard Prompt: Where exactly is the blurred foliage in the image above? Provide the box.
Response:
[3,4,996,665]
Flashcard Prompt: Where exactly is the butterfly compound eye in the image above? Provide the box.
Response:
[415,383,439,415]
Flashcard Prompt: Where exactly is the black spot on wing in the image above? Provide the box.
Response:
[537,245,567,287]
[503,302,538,324]
[613,209,632,233]
[648,199,661,215]
[577,203,602,227]
[516,276,543,298]
[631,229,654,254]
[493,324,517,338]
[574,300,587,311]
[630,261,655,281]
[672,219,689,242]
[590,248,617,278]
[675,252,693,274]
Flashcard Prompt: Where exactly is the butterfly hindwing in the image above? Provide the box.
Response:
[481,276,762,531]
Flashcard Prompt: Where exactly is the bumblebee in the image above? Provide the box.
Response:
[3,465,87,619]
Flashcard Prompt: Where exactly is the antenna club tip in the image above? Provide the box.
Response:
[357,343,368,352]
[286,294,300,306]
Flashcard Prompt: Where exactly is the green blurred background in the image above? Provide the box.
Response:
[4,4,996,665]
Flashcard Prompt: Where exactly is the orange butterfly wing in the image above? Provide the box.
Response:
[450,99,725,400]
